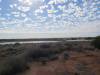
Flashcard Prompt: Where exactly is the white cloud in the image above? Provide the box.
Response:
[11,11,21,17]
[48,0,55,5]
[73,0,77,2]
[39,5,48,10]
[21,13,27,17]
[10,4,17,8]
[35,9,43,14]
[18,0,33,6]
[54,0,68,4]
[58,5,65,11]
[17,6,30,12]
[0,0,99,38]
[10,5,14,8]
[47,9,58,14]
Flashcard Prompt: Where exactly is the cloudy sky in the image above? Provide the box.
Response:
[0,0,100,38]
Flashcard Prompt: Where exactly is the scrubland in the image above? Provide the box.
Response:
[0,41,100,75]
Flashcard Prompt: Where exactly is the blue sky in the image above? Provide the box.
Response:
[0,0,100,38]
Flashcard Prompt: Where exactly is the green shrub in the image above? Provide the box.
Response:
[91,36,100,49]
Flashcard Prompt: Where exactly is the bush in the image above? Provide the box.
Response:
[40,44,51,48]
[0,57,28,75]
[14,43,20,46]
[63,52,69,60]
[25,49,58,62]
[48,55,58,61]
[40,57,47,65]
[91,36,100,49]
[6,47,17,52]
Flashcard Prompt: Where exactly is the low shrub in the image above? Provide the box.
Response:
[23,49,57,63]
[63,52,69,60]
[14,43,20,47]
[40,44,51,48]
[91,36,100,49]
[40,57,47,65]
[76,47,83,52]
[0,57,29,75]
[48,55,58,61]
[6,47,15,51]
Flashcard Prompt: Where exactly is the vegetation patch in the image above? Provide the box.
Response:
[92,36,100,49]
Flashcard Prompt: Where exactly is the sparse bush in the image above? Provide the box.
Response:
[55,43,67,53]
[24,49,58,62]
[84,47,95,51]
[91,36,100,49]
[40,57,47,65]
[41,60,47,65]
[48,55,58,61]
[66,44,73,50]
[63,52,69,60]
[5,47,18,56]
[0,57,29,75]
[76,47,83,52]
[6,47,15,51]
[40,44,51,48]
[14,43,20,46]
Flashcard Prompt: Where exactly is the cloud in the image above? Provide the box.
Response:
[18,0,33,6]
[10,4,17,8]
[48,0,68,5]
[17,6,31,12]
[35,0,99,23]
[47,9,58,14]
[0,0,100,37]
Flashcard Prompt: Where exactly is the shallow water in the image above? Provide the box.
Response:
[0,40,91,45]
[0,41,60,45]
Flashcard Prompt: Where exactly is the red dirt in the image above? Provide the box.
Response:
[19,51,100,75]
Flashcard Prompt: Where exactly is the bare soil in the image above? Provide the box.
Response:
[19,51,100,75]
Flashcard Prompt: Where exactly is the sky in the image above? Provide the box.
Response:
[0,0,100,38]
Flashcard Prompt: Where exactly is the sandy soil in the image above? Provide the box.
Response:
[19,51,100,75]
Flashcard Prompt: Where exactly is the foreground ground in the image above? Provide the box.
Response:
[0,41,100,75]
[19,50,100,75]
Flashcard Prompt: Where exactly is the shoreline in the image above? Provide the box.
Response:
[0,40,92,45]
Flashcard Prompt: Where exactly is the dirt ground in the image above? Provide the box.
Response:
[19,50,100,75]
